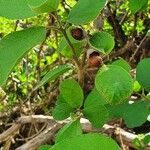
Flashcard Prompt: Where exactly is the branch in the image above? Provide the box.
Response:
[1,116,150,150]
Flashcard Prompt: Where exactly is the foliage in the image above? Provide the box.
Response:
[0,0,150,149]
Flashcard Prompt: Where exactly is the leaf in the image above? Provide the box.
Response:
[107,101,150,128]
[52,95,74,120]
[34,64,72,91]
[89,32,115,55]
[129,0,148,14]
[133,80,141,92]
[95,65,133,105]
[84,88,107,107]
[123,101,150,128]
[68,0,107,25]
[136,58,150,91]
[111,58,131,72]
[55,120,82,143]
[143,135,150,145]
[28,0,60,14]
[83,89,108,128]
[84,105,108,128]
[0,27,46,87]
[0,0,35,19]
[52,133,120,150]
[58,38,83,58]
[38,145,52,150]
[147,30,150,37]
[59,79,84,108]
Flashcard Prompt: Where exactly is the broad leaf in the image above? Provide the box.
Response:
[136,58,150,91]
[95,65,133,105]
[129,0,148,14]
[0,27,46,87]
[28,0,60,14]
[89,32,115,55]
[83,89,108,128]
[112,58,131,72]
[0,0,35,19]
[59,79,84,108]
[53,95,74,120]
[84,88,107,107]
[52,133,120,150]
[108,101,150,128]
[84,105,108,128]
[34,64,72,91]
[55,120,82,143]
[68,0,107,25]
[38,145,52,150]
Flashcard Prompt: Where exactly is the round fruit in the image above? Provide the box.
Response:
[71,27,84,40]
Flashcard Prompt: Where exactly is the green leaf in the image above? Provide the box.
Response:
[107,101,150,128]
[38,145,52,150]
[123,101,150,128]
[52,133,120,150]
[89,32,115,55]
[84,105,108,128]
[34,64,72,91]
[58,38,83,58]
[0,27,46,87]
[58,27,86,58]
[148,114,150,121]
[55,120,82,143]
[59,79,84,108]
[129,0,148,14]
[83,89,108,128]
[0,0,35,19]
[133,80,141,92]
[143,135,150,145]
[146,30,150,37]
[28,0,60,14]
[52,95,74,120]
[136,58,150,91]
[95,65,133,105]
[84,88,107,107]
[68,0,107,25]
[111,58,131,72]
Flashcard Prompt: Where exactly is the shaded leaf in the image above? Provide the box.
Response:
[107,101,150,128]
[136,58,150,91]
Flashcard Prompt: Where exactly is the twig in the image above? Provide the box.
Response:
[129,34,147,63]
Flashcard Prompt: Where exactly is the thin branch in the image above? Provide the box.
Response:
[129,34,147,63]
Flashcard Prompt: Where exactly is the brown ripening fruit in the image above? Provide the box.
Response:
[88,51,102,68]
[71,27,84,40]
